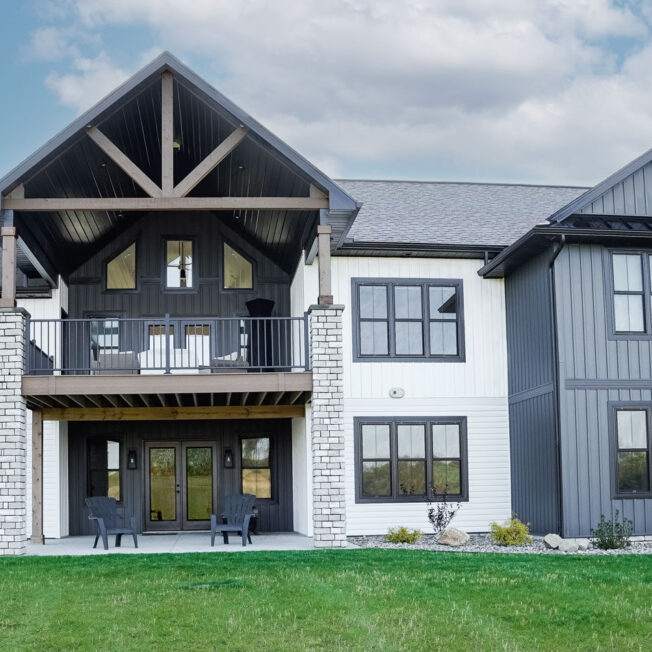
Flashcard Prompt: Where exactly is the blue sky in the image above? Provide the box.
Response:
[2,1,652,186]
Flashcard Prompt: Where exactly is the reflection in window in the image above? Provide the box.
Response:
[166,240,193,288]
[615,409,650,494]
[224,243,253,289]
[241,437,272,498]
[88,439,121,501]
[612,254,644,333]
[355,279,463,359]
[357,418,467,501]
[106,243,136,290]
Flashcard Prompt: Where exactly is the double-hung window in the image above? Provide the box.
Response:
[608,251,652,336]
[613,406,651,497]
[353,278,464,361]
[88,438,122,501]
[356,417,468,502]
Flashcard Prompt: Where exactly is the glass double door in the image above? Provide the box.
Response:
[145,442,216,531]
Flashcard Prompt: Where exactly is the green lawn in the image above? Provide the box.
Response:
[1,550,651,651]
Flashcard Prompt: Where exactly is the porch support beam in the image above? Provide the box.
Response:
[317,224,333,304]
[3,196,328,212]
[86,127,162,198]
[0,226,17,308]
[161,71,174,195]
[31,410,43,545]
[173,127,247,197]
[40,405,305,421]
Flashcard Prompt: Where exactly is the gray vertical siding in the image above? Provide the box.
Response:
[68,419,294,535]
[555,244,652,536]
[505,249,560,534]
[580,162,652,216]
[68,211,291,319]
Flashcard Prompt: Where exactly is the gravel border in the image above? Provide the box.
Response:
[348,533,652,555]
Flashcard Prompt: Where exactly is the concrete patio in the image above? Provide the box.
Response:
[25,532,328,556]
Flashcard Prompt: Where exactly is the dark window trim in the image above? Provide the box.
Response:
[354,416,468,503]
[239,435,274,503]
[605,249,652,340]
[162,236,198,293]
[222,238,255,292]
[608,401,652,499]
[103,238,139,294]
[351,278,465,362]
[87,435,124,504]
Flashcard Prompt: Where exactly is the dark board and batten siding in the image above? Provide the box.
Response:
[505,249,560,534]
[68,419,293,535]
[555,244,652,536]
[68,211,290,320]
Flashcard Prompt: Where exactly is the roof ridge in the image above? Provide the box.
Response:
[336,178,590,190]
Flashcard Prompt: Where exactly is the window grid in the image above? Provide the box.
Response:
[614,407,651,497]
[612,253,645,334]
[353,278,464,361]
[356,418,468,503]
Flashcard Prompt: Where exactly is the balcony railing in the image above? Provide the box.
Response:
[25,314,309,375]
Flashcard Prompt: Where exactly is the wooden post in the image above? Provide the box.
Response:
[317,225,333,305]
[161,71,174,196]
[0,226,17,308]
[31,409,44,545]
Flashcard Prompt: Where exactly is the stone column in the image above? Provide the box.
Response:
[0,308,28,556]
[309,304,346,548]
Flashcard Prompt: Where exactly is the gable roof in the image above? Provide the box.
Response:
[338,179,587,249]
[548,148,652,223]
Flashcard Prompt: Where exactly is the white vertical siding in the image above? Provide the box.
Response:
[19,289,69,539]
[300,256,511,534]
[291,410,313,536]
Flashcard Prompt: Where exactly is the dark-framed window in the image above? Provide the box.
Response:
[352,278,465,361]
[355,417,468,502]
[88,438,122,502]
[241,436,272,499]
[165,239,194,289]
[105,242,137,291]
[607,251,652,337]
[611,404,651,498]
[223,241,254,290]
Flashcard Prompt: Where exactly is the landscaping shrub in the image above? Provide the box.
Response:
[385,526,423,544]
[590,511,633,550]
[426,492,461,535]
[490,516,532,546]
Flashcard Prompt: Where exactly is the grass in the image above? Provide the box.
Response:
[1,549,651,650]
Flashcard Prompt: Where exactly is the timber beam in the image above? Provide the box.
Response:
[40,405,305,421]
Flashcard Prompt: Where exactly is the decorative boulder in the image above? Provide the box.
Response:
[437,527,469,547]
[576,538,591,551]
[558,539,579,553]
[543,533,562,549]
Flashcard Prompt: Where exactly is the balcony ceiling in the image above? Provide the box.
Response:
[0,52,359,279]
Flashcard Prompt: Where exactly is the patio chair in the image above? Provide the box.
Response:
[85,497,138,551]
[210,493,256,547]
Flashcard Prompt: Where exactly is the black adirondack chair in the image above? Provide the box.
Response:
[210,494,256,547]
[85,497,138,551]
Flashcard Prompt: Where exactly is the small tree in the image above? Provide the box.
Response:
[590,510,633,550]
[426,489,461,536]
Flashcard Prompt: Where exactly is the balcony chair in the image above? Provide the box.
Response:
[91,351,140,375]
[85,496,138,551]
[210,493,256,547]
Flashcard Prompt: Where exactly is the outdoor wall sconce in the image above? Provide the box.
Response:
[127,449,138,470]
[223,448,234,469]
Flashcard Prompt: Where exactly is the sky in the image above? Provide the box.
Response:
[2,0,652,186]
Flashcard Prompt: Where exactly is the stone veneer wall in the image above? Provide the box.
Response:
[308,305,346,548]
[0,308,27,556]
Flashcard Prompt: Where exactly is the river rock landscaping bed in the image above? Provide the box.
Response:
[348,533,652,555]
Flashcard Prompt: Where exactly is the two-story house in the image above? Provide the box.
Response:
[1,52,651,556]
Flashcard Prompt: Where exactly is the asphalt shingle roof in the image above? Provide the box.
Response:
[336,179,589,248]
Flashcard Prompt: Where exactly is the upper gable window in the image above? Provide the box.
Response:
[106,243,136,290]
[223,242,253,290]
[352,278,465,362]
[166,240,193,289]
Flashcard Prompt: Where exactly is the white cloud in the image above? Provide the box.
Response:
[31,0,652,184]
[44,52,129,113]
